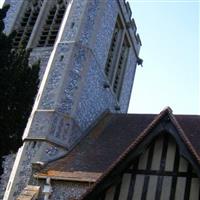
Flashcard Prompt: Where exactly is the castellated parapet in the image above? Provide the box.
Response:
[2,0,141,199]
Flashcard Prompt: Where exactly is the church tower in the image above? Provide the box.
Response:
[3,0,141,199]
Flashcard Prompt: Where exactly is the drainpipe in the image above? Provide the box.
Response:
[43,177,52,200]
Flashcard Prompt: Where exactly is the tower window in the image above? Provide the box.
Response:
[113,38,129,99]
[104,17,130,100]
[13,0,44,48]
[37,0,68,47]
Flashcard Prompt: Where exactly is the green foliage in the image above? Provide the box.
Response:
[0,5,40,162]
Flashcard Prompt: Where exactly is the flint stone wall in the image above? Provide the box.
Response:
[0,153,16,199]
[34,180,88,200]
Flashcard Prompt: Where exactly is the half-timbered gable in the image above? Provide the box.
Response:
[80,108,200,200]
[96,134,200,200]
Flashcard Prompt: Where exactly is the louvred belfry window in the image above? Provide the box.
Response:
[113,38,129,99]
[37,0,68,47]
[13,0,44,48]
[105,23,121,82]
[104,16,129,100]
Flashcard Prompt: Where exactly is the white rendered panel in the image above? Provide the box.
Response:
[175,177,186,200]
[165,138,176,171]
[151,137,163,170]
[132,175,145,200]
[160,176,172,200]
[118,173,131,200]
[138,148,149,170]
[178,157,188,172]
[146,175,158,200]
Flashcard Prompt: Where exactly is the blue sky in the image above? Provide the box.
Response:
[0,0,3,8]
[128,0,199,114]
[0,0,199,114]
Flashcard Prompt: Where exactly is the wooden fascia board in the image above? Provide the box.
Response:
[34,170,102,183]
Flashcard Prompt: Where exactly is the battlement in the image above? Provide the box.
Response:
[123,0,132,19]
[118,0,142,54]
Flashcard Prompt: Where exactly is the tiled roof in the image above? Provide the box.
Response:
[38,113,156,174]
[38,107,200,178]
